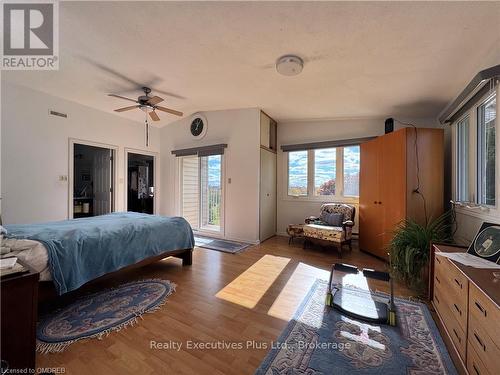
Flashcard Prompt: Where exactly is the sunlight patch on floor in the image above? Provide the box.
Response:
[215,254,290,309]
[267,262,330,321]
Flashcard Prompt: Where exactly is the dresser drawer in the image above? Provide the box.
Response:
[433,256,468,330]
[433,283,466,360]
[467,341,491,375]
[468,312,500,374]
[469,282,500,349]
[434,254,468,296]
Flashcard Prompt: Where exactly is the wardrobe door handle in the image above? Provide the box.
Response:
[374,201,377,204]
[378,201,382,204]
[436,256,441,264]
[454,278,463,289]
[472,363,480,375]
[435,276,440,284]
[453,303,462,316]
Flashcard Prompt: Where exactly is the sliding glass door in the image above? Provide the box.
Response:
[181,154,223,233]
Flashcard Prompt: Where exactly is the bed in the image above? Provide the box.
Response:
[3,212,194,295]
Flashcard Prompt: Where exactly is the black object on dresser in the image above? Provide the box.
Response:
[1,261,39,372]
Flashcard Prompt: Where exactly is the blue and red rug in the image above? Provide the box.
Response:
[37,279,175,353]
[255,280,456,374]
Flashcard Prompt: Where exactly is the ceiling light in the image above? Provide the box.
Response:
[139,105,154,113]
[276,55,303,76]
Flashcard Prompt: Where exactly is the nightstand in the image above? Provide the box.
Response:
[1,260,39,372]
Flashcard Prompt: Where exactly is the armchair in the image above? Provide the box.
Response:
[303,203,356,256]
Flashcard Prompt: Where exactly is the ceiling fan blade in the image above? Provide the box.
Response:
[149,110,160,121]
[108,94,138,104]
[156,106,183,117]
[114,105,139,112]
[147,96,164,105]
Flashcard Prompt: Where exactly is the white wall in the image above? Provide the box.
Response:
[1,81,160,224]
[276,117,442,235]
[160,108,261,243]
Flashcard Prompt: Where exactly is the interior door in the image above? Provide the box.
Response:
[381,130,406,252]
[359,138,384,256]
[127,153,155,214]
[260,148,277,241]
[93,149,113,216]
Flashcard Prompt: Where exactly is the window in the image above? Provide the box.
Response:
[287,151,308,196]
[456,116,469,201]
[343,145,360,196]
[477,95,496,206]
[314,148,336,195]
[287,146,360,198]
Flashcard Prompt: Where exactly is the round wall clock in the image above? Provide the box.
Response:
[190,114,207,139]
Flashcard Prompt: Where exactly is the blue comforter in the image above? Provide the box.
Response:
[5,212,194,295]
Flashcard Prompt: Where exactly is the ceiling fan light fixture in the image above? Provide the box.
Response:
[139,105,154,113]
[276,55,303,76]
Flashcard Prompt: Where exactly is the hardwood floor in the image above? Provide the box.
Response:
[37,236,416,375]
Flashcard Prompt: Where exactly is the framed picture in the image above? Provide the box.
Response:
[467,222,500,264]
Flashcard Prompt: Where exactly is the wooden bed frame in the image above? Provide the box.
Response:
[38,247,193,302]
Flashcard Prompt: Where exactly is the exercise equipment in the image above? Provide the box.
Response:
[325,263,397,326]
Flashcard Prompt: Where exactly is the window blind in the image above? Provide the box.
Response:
[280,137,375,152]
[171,144,227,157]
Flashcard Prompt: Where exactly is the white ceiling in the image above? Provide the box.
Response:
[3,1,500,126]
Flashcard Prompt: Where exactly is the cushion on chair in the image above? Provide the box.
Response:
[324,213,344,227]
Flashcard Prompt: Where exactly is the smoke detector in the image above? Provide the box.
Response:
[276,55,303,76]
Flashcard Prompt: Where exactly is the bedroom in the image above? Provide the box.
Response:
[1,1,500,375]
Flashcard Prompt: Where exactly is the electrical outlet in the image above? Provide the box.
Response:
[59,175,68,181]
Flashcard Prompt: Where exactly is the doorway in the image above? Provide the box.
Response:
[180,154,223,234]
[127,152,155,214]
[72,143,115,218]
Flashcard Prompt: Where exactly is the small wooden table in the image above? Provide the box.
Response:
[1,260,39,372]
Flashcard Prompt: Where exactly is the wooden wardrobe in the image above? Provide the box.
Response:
[359,127,444,259]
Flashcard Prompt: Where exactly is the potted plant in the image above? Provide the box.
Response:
[389,211,454,292]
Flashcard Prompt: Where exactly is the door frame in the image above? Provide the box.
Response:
[124,148,159,214]
[177,154,225,238]
[68,138,118,219]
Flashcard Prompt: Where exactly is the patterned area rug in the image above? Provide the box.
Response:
[255,280,457,375]
[37,279,175,353]
[194,235,251,253]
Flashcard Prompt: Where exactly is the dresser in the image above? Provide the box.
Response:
[431,244,500,375]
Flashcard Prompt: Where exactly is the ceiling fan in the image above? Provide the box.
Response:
[108,87,183,121]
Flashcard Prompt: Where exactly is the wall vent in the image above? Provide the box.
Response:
[49,110,68,118]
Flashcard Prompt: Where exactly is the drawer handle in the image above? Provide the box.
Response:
[453,303,462,316]
[454,278,463,289]
[474,301,487,317]
[472,363,480,375]
[452,328,461,343]
[435,276,441,284]
[474,332,486,352]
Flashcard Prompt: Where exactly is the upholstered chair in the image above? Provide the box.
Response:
[302,203,356,256]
